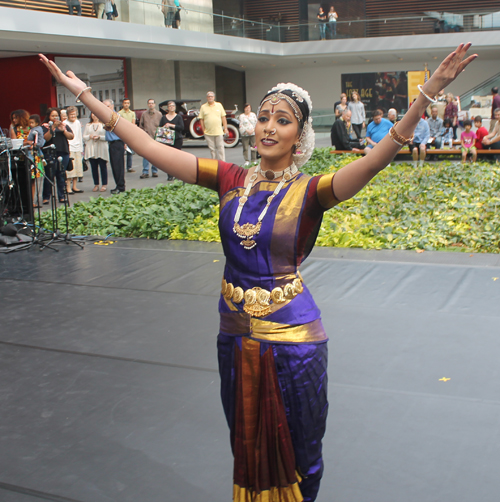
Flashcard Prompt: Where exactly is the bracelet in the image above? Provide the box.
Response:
[104,111,120,132]
[417,84,437,103]
[389,122,414,147]
[75,86,92,103]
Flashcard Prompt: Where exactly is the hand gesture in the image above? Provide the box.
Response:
[423,43,477,96]
[39,54,87,97]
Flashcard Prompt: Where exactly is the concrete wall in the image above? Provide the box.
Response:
[245,58,499,115]
[128,58,176,107]
[177,61,216,100]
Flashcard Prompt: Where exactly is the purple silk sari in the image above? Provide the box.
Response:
[197,158,339,502]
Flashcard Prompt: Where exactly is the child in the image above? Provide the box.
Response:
[24,114,45,208]
[460,119,477,163]
[473,116,488,151]
[441,118,454,149]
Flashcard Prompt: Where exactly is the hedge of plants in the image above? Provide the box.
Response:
[40,148,500,253]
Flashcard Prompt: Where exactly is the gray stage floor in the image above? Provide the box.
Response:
[1,240,500,502]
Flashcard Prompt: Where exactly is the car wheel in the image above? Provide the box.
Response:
[224,124,240,148]
[190,118,204,139]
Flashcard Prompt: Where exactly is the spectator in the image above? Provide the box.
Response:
[330,109,366,152]
[118,98,136,173]
[60,109,68,121]
[161,0,175,28]
[444,92,458,139]
[489,107,500,133]
[66,0,82,16]
[460,119,477,164]
[327,6,338,39]
[159,100,185,180]
[334,93,348,120]
[104,0,115,20]
[139,98,162,178]
[9,109,30,140]
[473,116,488,152]
[387,108,397,124]
[92,0,105,18]
[199,91,228,161]
[441,118,454,149]
[172,1,183,29]
[347,91,365,139]
[83,113,109,192]
[64,106,84,194]
[24,114,45,208]
[482,114,500,154]
[317,7,327,40]
[491,87,500,119]
[103,99,125,194]
[238,103,257,166]
[426,105,444,149]
[42,107,74,204]
[365,110,392,149]
[408,117,430,167]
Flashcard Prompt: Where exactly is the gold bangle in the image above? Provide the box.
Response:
[75,86,92,103]
[104,111,120,132]
[389,121,414,147]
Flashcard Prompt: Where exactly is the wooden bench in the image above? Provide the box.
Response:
[330,149,500,156]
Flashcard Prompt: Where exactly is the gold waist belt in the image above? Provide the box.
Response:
[221,273,304,318]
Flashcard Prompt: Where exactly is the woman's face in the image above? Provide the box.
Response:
[12,115,19,125]
[167,102,176,113]
[352,92,358,101]
[255,98,301,163]
[68,110,77,122]
[341,95,347,104]
[49,110,60,122]
[446,94,453,103]
[244,105,251,114]
[91,113,99,122]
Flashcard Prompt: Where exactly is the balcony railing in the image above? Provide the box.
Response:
[1,0,500,42]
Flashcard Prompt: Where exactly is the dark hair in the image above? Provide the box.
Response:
[10,109,30,129]
[474,116,482,123]
[29,114,41,125]
[492,87,499,94]
[494,108,500,115]
[122,97,130,103]
[463,119,472,127]
[259,89,310,129]
[243,103,251,110]
[443,118,452,128]
[44,107,61,123]
[372,109,383,118]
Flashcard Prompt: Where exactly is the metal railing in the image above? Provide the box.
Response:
[1,0,500,42]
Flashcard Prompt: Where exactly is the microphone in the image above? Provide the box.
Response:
[48,121,53,127]
[57,156,63,163]
[42,144,56,150]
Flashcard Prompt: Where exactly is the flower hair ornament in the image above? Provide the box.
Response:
[258,82,315,169]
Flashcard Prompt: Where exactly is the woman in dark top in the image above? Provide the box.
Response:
[444,92,459,139]
[42,107,74,204]
[159,100,185,180]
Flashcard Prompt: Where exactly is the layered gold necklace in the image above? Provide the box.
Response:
[233,162,299,250]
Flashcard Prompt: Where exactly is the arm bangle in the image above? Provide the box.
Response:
[389,122,414,147]
[104,111,120,132]
[75,86,92,103]
[417,84,437,103]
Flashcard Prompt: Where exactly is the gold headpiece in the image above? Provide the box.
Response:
[259,92,303,122]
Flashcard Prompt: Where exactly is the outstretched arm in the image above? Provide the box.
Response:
[39,55,197,184]
[332,43,477,202]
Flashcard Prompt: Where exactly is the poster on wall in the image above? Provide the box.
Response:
[407,70,431,105]
[54,57,126,123]
[341,71,409,115]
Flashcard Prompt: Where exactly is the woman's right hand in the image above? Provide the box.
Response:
[39,54,87,97]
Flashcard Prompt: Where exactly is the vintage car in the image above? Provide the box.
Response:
[132,99,240,148]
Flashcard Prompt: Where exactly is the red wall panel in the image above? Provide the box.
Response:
[0,55,57,130]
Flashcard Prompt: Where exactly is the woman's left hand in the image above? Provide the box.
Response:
[423,43,477,97]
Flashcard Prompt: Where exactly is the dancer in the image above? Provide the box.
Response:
[40,44,476,502]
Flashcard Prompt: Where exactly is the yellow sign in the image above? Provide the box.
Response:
[407,71,430,105]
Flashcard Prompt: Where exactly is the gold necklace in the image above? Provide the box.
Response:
[233,162,298,250]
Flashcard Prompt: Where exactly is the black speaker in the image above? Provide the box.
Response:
[0,154,34,223]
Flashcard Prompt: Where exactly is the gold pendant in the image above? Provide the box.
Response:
[242,287,271,317]
[233,221,262,239]
[240,238,257,250]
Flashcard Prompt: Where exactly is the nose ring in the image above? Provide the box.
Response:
[265,128,276,136]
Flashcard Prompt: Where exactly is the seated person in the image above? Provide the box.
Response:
[365,110,393,149]
[489,108,500,133]
[426,105,444,148]
[460,119,477,164]
[473,116,488,151]
[482,117,500,160]
[330,109,367,153]
[387,108,397,124]
[408,117,430,166]
[441,119,454,149]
